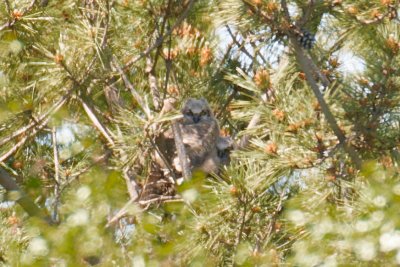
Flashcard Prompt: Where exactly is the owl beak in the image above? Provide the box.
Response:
[193,115,200,123]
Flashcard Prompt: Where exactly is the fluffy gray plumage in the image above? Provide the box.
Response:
[156,98,232,176]
[175,98,219,172]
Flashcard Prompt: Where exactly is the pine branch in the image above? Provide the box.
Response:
[216,40,235,74]
[0,0,37,31]
[60,151,112,194]
[0,128,39,163]
[216,86,238,119]
[151,0,173,71]
[80,98,141,200]
[297,0,316,28]
[84,0,125,115]
[235,202,248,247]
[280,0,362,170]
[357,3,399,25]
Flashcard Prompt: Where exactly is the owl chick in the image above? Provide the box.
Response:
[178,98,220,168]
[216,136,233,166]
[155,98,222,176]
[167,98,219,174]
[198,136,233,174]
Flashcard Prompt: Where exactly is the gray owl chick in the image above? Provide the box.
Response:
[172,98,220,174]
[197,136,233,174]
[155,98,225,176]
[216,136,233,166]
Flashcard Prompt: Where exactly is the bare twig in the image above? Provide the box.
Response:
[111,57,152,119]
[80,98,115,147]
[226,26,256,63]
[162,33,173,101]
[238,113,261,149]
[123,0,195,69]
[146,56,162,110]
[106,198,136,227]
[148,137,176,180]
[122,166,140,201]
[249,40,268,66]
[106,195,182,227]
[51,127,60,222]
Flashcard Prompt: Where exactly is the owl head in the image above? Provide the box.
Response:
[216,136,233,164]
[181,98,213,124]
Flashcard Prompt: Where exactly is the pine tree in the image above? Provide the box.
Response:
[0,0,399,265]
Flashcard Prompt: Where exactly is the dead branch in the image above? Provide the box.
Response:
[80,98,115,147]
[238,113,261,149]
[146,56,162,110]
[51,127,60,222]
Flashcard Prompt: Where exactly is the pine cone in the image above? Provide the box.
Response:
[298,29,316,50]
